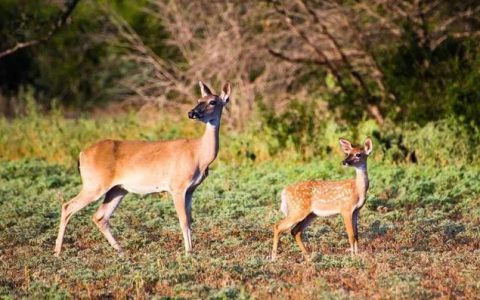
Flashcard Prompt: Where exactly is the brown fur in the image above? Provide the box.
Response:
[272,138,373,260]
[54,81,231,256]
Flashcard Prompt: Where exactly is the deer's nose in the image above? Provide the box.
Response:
[342,159,350,166]
[188,110,199,119]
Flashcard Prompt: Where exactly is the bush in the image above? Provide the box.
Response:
[1,98,479,167]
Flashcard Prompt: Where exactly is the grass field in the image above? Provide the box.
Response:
[1,156,479,298]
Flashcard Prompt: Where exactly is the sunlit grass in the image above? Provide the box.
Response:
[1,108,479,297]
[0,158,479,298]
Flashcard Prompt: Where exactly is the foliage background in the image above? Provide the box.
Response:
[1,0,479,126]
[0,0,479,298]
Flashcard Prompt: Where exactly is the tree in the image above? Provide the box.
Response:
[0,0,81,59]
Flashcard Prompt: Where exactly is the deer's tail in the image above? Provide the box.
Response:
[280,189,288,216]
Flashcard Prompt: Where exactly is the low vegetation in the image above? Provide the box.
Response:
[1,112,479,298]
[1,0,479,298]
[2,100,479,167]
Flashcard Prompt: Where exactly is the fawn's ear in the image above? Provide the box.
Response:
[339,138,352,154]
[220,81,231,104]
[199,81,213,97]
[364,138,373,155]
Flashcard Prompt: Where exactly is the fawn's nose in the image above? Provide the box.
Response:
[342,159,350,166]
[188,110,199,119]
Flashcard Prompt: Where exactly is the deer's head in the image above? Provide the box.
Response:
[339,138,373,168]
[188,81,231,125]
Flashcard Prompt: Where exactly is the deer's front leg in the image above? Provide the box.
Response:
[173,191,192,254]
[341,212,356,256]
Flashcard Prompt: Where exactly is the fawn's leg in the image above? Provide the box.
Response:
[352,209,359,254]
[272,212,309,261]
[291,213,316,258]
[341,212,355,256]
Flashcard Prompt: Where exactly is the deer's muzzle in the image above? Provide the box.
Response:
[188,110,201,119]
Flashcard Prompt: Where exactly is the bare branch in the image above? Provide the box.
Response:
[106,6,191,101]
[431,30,480,50]
[272,2,349,94]
[355,2,402,37]
[0,0,81,59]
[268,46,330,65]
[436,5,480,34]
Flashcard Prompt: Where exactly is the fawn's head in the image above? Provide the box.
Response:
[188,81,231,125]
[339,138,373,168]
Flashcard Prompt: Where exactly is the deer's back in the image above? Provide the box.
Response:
[283,179,356,216]
[79,139,200,193]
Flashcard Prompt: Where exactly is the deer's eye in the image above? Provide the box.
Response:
[209,100,216,106]
[356,153,362,158]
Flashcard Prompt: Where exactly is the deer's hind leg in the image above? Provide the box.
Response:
[291,213,316,258]
[352,209,359,254]
[92,186,127,253]
[272,211,310,261]
[55,187,107,256]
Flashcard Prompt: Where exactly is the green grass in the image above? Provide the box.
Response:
[1,158,479,298]
[2,105,479,167]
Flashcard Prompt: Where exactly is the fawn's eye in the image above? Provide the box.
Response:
[356,153,362,157]
[209,100,216,106]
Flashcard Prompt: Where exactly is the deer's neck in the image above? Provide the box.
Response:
[198,120,220,169]
[354,165,369,199]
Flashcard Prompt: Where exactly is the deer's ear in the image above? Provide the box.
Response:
[339,138,352,154]
[220,81,231,104]
[364,138,373,155]
[199,81,213,97]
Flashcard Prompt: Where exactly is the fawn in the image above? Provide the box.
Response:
[55,81,231,256]
[271,138,373,260]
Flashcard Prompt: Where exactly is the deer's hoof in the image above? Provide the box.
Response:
[303,255,312,262]
[54,246,61,257]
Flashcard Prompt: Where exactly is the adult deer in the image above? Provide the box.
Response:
[271,138,373,260]
[54,81,231,256]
